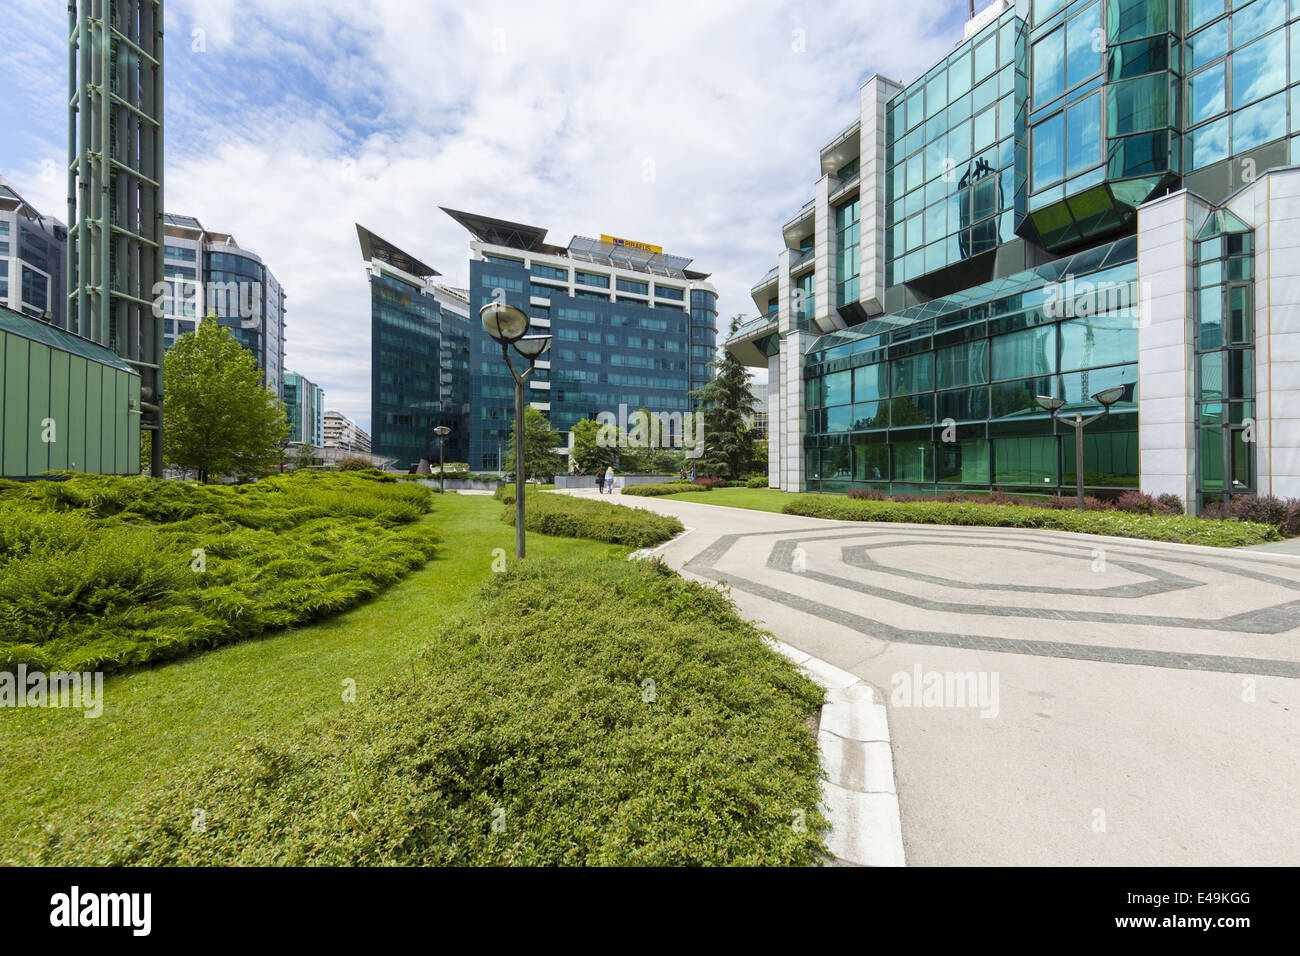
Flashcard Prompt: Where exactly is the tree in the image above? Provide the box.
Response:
[689,315,758,479]
[162,317,289,482]
[292,444,317,470]
[570,418,614,474]
[504,406,563,482]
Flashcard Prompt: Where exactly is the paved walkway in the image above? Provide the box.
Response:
[562,489,1300,865]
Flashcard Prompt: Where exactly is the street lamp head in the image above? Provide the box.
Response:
[434,426,451,437]
[513,334,552,361]
[1035,395,1065,414]
[1092,386,1127,408]
[479,302,529,344]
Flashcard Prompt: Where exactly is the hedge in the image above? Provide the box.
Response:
[623,482,712,498]
[502,493,683,548]
[0,472,439,673]
[24,555,827,866]
[781,494,1280,547]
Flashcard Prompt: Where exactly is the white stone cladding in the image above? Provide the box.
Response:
[859,76,903,318]
[1136,189,1211,504]
[1224,167,1300,499]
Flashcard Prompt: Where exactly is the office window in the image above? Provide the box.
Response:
[654,285,684,300]
[1065,3,1102,89]
[1189,63,1227,125]
[1066,93,1103,175]
[1033,27,1066,106]
[575,271,609,289]
[1232,29,1286,110]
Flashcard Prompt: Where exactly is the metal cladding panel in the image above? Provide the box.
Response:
[3,334,29,475]
[49,348,70,470]
[83,362,100,474]
[68,354,88,472]
[26,342,51,475]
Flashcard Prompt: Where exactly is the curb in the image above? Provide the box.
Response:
[765,637,906,868]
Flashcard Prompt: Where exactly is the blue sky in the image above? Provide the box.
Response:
[1,0,971,431]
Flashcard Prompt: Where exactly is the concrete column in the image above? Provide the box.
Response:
[768,352,781,487]
[860,75,902,318]
[1226,168,1300,499]
[813,175,838,331]
[1136,189,1211,505]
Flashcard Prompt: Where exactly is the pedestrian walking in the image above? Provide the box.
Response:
[606,467,616,495]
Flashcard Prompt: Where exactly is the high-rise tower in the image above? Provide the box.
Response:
[68,0,165,476]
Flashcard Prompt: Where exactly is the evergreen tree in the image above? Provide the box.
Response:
[689,316,758,480]
[162,318,289,482]
[504,406,564,481]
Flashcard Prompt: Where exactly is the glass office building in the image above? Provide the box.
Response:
[445,208,717,472]
[0,180,67,331]
[283,371,324,447]
[728,0,1300,511]
[359,224,472,470]
[161,214,287,399]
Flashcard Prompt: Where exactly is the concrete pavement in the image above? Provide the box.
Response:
[564,488,1300,866]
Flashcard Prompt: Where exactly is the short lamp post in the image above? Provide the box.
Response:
[434,425,451,496]
[480,301,551,560]
[1036,387,1127,511]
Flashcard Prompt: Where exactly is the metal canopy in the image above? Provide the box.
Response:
[441,207,550,252]
[356,223,440,277]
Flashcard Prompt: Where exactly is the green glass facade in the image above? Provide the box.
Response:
[804,237,1139,496]
[1193,207,1255,505]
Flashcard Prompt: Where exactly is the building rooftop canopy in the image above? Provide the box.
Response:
[356,223,440,277]
[0,305,139,373]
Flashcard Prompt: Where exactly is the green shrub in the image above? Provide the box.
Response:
[781,495,1280,547]
[623,482,712,498]
[493,484,556,505]
[746,477,770,489]
[502,494,683,548]
[0,473,440,673]
[26,555,826,866]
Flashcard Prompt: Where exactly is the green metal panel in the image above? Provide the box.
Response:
[4,334,29,477]
[100,365,115,474]
[26,343,51,476]
[127,374,141,474]
[68,354,87,473]
[49,348,70,471]
[114,371,129,473]
[83,361,100,474]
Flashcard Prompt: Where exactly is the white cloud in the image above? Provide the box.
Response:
[5,0,970,430]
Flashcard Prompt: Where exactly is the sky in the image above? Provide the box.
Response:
[1,0,971,432]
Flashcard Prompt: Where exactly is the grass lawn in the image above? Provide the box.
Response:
[0,494,627,857]
[646,488,795,513]
[2,492,825,865]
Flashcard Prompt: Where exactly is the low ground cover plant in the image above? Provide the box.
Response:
[0,472,439,673]
[622,482,712,498]
[27,555,827,866]
[502,493,683,548]
[784,494,1278,547]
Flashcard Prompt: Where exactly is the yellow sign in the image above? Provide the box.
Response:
[601,234,662,256]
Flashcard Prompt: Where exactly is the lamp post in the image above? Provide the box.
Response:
[480,302,551,560]
[1036,386,1127,511]
[434,425,451,496]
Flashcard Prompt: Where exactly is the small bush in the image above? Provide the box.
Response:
[623,483,711,498]
[694,478,727,490]
[1156,493,1186,516]
[1114,490,1178,516]
[746,477,770,489]
[336,457,373,471]
[782,495,1279,547]
[1221,494,1300,537]
[503,494,684,548]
